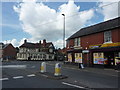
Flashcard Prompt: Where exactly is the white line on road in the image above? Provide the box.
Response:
[0,65,26,69]
[13,76,24,79]
[0,78,9,81]
[27,74,35,77]
[62,82,85,88]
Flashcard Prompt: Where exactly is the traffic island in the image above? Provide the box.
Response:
[36,72,68,80]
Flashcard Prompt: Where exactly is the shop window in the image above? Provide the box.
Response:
[68,53,72,62]
[115,52,120,65]
[75,53,82,63]
[93,53,104,64]
[104,31,112,43]
[74,38,80,46]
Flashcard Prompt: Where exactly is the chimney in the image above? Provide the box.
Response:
[24,39,27,43]
[43,39,46,47]
[39,40,41,44]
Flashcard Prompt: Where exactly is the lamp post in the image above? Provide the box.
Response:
[62,14,65,49]
[62,14,65,61]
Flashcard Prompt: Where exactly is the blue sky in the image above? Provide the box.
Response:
[1,0,119,48]
[2,2,31,41]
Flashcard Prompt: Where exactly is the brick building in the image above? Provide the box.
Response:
[66,17,120,68]
[17,39,55,60]
[0,43,17,60]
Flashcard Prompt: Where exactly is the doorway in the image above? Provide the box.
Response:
[104,52,115,68]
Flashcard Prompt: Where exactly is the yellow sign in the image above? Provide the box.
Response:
[101,42,120,47]
[75,53,82,63]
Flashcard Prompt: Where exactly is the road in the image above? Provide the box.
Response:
[1,60,119,89]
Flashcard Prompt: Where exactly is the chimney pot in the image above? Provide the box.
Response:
[24,39,27,43]
[43,39,46,47]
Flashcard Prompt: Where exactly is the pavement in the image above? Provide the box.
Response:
[46,61,119,77]
[63,63,119,77]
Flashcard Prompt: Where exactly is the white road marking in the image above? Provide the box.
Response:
[27,74,35,77]
[13,76,24,79]
[0,65,26,69]
[0,78,9,81]
[62,82,85,88]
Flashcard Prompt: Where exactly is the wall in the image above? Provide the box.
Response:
[112,28,120,42]
[0,50,2,58]
[81,32,104,49]
[67,28,120,50]
[3,44,16,59]
[66,39,74,49]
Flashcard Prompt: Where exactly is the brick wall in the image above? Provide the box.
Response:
[81,32,104,49]
[67,28,120,50]
[112,28,120,42]
[3,44,16,59]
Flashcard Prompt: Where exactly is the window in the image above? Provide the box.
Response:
[104,31,112,43]
[74,38,80,46]
[67,40,69,48]
[39,54,42,58]
[43,54,46,59]
[49,55,52,59]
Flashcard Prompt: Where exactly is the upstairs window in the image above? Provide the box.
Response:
[67,40,69,48]
[74,38,80,46]
[104,31,112,43]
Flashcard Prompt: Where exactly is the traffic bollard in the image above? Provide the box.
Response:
[40,62,46,73]
[54,63,61,76]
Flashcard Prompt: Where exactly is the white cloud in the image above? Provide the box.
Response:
[3,38,27,47]
[98,0,120,21]
[3,39,18,47]
[13,0,95,48]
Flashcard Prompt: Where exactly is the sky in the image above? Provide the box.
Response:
[0,0,120,48]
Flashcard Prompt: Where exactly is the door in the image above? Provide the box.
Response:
[104,52,115,68]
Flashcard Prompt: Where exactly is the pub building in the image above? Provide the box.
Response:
[66,17,120,69]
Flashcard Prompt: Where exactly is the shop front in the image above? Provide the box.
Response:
[67,49,82,65]
[90,46,120,69]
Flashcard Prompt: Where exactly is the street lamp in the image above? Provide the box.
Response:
[62,14,65,49]
[62,14,65,61]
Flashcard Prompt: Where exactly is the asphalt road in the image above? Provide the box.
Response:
[1,60,119,89]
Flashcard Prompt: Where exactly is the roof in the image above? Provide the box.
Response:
[20,42,37,48]
[20,42,54,48]
[0,43,15,49]
[3,44,10,49]
[67,17,120,40]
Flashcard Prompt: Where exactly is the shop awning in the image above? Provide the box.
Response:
[90,46,120,52]
[67,49,82,53]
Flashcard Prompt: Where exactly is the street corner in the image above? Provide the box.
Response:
[36,71,68,80]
